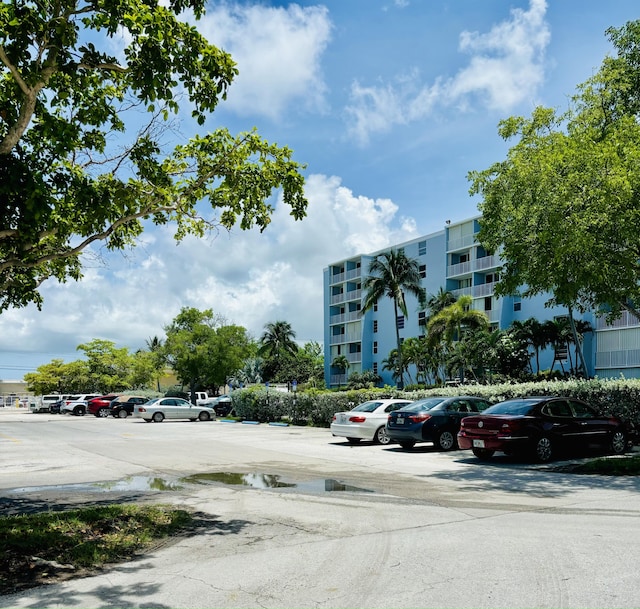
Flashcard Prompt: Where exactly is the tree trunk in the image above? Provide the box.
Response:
[393,300,404,390]
[567,305,588,377]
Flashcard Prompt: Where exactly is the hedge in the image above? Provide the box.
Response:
[228,378,640,428]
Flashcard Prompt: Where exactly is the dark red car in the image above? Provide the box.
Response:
[88,394,120,418]
[457,396,630,463]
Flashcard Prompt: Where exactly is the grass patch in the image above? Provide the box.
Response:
[0,504,192,595]
[568,454,640,475]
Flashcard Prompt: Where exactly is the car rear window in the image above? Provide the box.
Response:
[483,400,537,415]
[398,398,446,412]
[352,401,383,412]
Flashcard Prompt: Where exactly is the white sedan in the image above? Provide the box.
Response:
[330,398,413,444]
[134,397,216,423]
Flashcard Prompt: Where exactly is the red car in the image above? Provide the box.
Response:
[457,396,630,463]
[88,394,121,418]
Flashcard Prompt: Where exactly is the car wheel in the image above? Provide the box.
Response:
[73,406,85,416]
[533,436,552,462]
[346,437,361,444]
[97,408,109,418]
[198,411,211,422]
[472,447,495,460]
[117,409,128,419]
[399,440,416,450]
[436,430,456,451]
[152,412,164,423]
[374,426,391,445]
[610,429,627,455]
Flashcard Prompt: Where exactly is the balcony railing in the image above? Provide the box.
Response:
[596,349,640,368]
[596,310,640,330]
[329,271,345,285]
[447,234,477,251]
[344,289,361,302]
[329,311,362,325]
[447,255,500,278]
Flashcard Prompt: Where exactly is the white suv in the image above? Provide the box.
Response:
[60,394,101,416]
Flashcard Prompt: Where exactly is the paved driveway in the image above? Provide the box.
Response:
[1,410,639,608]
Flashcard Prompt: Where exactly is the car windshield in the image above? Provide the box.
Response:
[144,398,161,405]
[483,400,537,416]
[397,398,446,413]
[352,401,384,413]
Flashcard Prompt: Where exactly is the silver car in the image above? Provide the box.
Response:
[330,399,413,444]
[134,397,216,423]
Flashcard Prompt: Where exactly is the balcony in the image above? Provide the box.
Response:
[329,271,345,285]
[329,311,362,325]
[447,234,477,252]
[447,255,500,278]
[344,289,361,302]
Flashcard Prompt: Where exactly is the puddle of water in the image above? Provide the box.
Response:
[9,475,183,494]
[7,473,373,495]
[182,472,373,493]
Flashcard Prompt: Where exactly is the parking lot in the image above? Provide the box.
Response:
[2,409,640,608]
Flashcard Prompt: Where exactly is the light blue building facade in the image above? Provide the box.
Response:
[323,216,640,388]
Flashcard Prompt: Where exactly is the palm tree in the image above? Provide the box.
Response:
[331,355,349,388]
[361,249,426,390]
[259,321,299,381]
[145,335,166,391]
[426,295,489,381]
[425,287,456,320]
[259,321,298,358]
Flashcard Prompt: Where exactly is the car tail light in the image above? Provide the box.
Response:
[332,415,337,421]
[349,416,366,423]
[138,407,146,412]
[409,414,431,423]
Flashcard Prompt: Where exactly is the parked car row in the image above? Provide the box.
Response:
[42,393,231,422]
[331,395,635,463]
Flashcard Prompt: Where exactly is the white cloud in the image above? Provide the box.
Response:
[199,3,332,119]
[345,0,550,144]
[0,175,418,362]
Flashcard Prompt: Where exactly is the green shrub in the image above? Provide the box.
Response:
[229,378,640,428]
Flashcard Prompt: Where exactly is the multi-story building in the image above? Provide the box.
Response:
[323,216,640,388]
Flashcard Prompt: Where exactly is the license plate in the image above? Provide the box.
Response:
[338,414,346,423]
[397,417,404,425]
[473,439,485,448]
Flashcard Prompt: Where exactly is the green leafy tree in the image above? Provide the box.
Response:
[361,249,426,389]
[163,307,253,398]
[24,358,68,394]
[468,21,640,375]
[0,0,307,311]
[76,338,140,392]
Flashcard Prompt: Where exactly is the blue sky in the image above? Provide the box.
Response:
[1,0,638,381]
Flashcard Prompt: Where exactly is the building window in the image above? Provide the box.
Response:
[373,302,378,312]
[373,363,378,374]
[419,264,426,279]
[373,341,378,354]
[514,301,521,312]
[418,240,426,256]
[484,296,492,311]
[418,311,426,326]
[397,316,405,329]
[373,320,378,333]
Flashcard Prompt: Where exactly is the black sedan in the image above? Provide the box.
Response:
[458,396,631,462]
[386,396,493,450]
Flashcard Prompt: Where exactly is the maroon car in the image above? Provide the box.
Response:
[457,396,629,463]
[88,394,120,418]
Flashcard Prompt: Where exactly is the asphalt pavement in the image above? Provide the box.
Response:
[1,408,640,608]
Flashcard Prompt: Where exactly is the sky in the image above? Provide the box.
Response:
[1,0,638,380]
